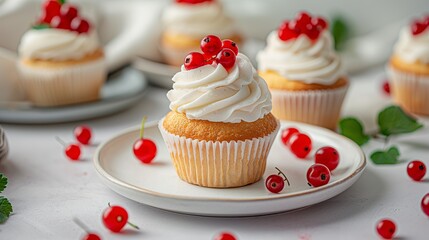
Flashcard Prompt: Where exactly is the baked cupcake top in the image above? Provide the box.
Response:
[167,35,272,123]
[394,15,429,64]
[162,0,236,39]
[257,12,344,85]
[19,0,100,61]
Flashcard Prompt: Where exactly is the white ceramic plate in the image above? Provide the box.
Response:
[0,67,148,124]
[94,121,366,217]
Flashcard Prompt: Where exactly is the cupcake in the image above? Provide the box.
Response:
[160,0,242,66]
[159,35,279,188]
[388,15,429,115]
[257,12,348,130]
[18,0,106,107]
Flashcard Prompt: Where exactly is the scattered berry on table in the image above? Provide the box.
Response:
[376,219,396,239]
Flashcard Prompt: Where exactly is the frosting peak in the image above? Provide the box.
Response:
[257,30,344,85]
[394,27,429,64]
[167,53,272,123]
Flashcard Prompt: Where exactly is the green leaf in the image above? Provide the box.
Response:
[370,146,400,164]
[59,0,66,4]
[0,174,7,193]
[331,16,349,51]
[339,117,370,146]
[0,196,12,224]
[378,105,423,136]
[32,24,50,30]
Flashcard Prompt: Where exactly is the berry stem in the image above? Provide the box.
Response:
[73,218,90,233]
[139,116,147,139]
[55,136,67,147]
[275,167,290,186]
[127,221,140,230]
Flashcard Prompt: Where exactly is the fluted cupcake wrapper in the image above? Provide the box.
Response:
[18,58,106,107]
[158,118,280,188]
[388,66,429,116]
[270,84,349,130]
[0,127,8,163]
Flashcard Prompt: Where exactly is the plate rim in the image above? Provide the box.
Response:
[93,120,367,202]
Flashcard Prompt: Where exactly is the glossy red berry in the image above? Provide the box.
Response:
[71,18,91,34]
[184,52,205,70]
[307,164,330,187]
[281,127,299,146]
[411,20,426,36]
[376,219,396,239]
[43,0,61,16]
[421,193,429,217]
[201,35,222,56]
[289,133,312,159]
[133,139,157,164]
[60,4,78,20]
[216,48,236,71]
[265,174,285,194]
[278,21,298,41]
[65,144,81,161]
[382,81,391,95]
[51,15,71,30]
[312,17,328,30]
[74,125,92,145]
[102,205,129,233]
[296,11,312,29]
[83,233,101,240]
[214,232,237,240]
[315,146,340,171]
[305,24,320,40]
[222,39,239,55]
[407,160,426,181]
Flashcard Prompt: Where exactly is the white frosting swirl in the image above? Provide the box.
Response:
[162,1,236,38]
[167,53,272,123]
[394,27,429,64]
[19,29,100,61]
[257,30,344,85]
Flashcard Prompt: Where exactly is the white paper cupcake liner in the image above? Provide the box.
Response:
[18,58,106,107]
[158,118,280,188]
[388,66,429,116]
[270,84,349,130]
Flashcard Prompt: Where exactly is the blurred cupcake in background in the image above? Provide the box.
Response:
[160,0,242,66]
[388,15,429,115]
[18,0,106,107]
[257,12,348,130]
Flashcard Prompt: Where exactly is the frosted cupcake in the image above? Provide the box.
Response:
[18,0,106,107]
[160,0,242,66]
[159,35,279,188]
[257,12,348,130]
[388,15,429,115]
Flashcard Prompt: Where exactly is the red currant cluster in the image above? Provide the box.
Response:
[278,11,328,42]
[37,0,91,34]
[176,0,213,4]
[56,125,92,161]
[184,35,239,71]
[411,15,429,36]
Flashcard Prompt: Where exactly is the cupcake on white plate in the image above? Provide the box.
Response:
[160,0,242,66]
[18,0,106,107]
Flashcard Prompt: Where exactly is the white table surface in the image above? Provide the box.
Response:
[1,67,429,240]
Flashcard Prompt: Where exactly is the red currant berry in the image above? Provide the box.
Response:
[71,18,91,34]
[83,233,101,240]
[51,15,71,30]
[424,16,429,28]
[376,219,396,239]
[102,205,130,233]
[74,125,92,145]
[305,24,320,41]
[411,20,426,36]
[382,81,390,95]
[221,39,239,55]
[214,232,237,240]
[265,174,284,194]
[60,4,78,20]
[296,11,312,29]
[289,133,312,159]
[184,52,205,70]
[312,17,328,30]
[133,139,157,164]
[407,160,426,181]
[421,193,429,217]
[281,127,299,146]
[65,144,81,161]
[278,22,298,41]
[307,164,330,187]
[315,146,340,171]
[203,52,216,64]
[200,35,222,56]
[43,0,61,15]
[216,48,236,71]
